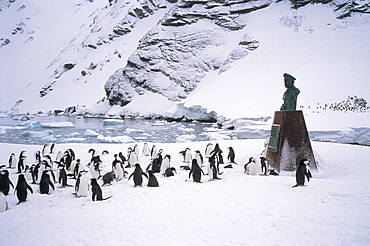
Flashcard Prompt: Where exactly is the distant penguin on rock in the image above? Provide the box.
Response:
[0,170,14,195]
[8,153,17,169]
[147,170,159,187]
[0,192,8,212]
[293,159,312,188]
[128,164,148,187]
[189,159,205,183]
[14,174,33,204]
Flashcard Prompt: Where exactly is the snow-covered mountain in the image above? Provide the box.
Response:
[1,0,369,124]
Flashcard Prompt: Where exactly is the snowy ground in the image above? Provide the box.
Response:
[1,140,369,245]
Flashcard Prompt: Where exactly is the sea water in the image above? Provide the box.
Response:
[0,115,237,145]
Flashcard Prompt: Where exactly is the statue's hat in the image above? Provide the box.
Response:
[283,73,296,81]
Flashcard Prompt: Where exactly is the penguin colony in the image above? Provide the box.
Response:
[0,142,311,212]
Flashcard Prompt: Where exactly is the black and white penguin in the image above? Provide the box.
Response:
[89,161,100,179]
[34,150,42,163]
[164,167,176,177]
[14,174,33,204]
[73,159,84,180]
[58,164,72,188]
[160,155,171,176]
[189,159,205,183]
[0,192,8,212]
[210,143,224,165]
[204,143,213,158]
[128,164,148,187]
[133,144,139,158]
[0,170,14,195]
[142,143,150,156]
[42,144,49,157]
[49,142,56,154]
[227,147,236,163]
[127,147,139,167]
[244,157,257,175]
[151,145,158,160]
[102,171,116,186]
[293,159,312,187]
[17,150,27,173]
[118,152,127,164]
[112,154,125,181]
[39,170,55,194]
[55,151,64,164]
[207,155,220,181]
[8,153,17,169]
[147,170,159,187]
[91,178,112,201]
[75,171,89,197]
[147,155,162,173]
[194,150,203,167]
[260,157,268,175]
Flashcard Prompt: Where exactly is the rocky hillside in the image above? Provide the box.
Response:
[0,0,369,120]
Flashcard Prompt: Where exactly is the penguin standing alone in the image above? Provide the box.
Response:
[14,174,33,204]
[293,159,312,187]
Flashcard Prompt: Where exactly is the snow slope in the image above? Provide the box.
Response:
[0,140,369,245]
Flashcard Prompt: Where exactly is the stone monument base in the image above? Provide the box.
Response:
[266,110,317,172]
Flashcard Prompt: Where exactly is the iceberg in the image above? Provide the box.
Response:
[40,122,74,128]
[21,130,54,138]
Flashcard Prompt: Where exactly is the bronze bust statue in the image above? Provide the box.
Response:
[280,73,300,111]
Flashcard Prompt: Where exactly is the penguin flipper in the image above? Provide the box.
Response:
[27,185,33,194]
[49,181,55,190]
[142,172,148,179]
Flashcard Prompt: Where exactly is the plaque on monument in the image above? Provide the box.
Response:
[268,124,280,153]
